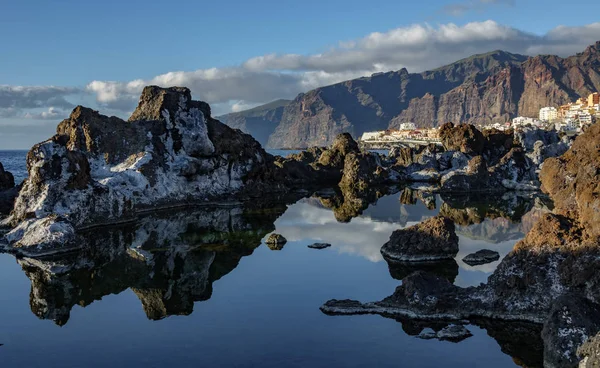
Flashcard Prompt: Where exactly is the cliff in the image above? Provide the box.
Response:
[217,99,290,146]
[228,42,600,148]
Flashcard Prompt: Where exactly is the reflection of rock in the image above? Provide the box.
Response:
[17,203,287,325]
[318,186,398,223]
[439,191,536,226]
[386,259,459,283]
[381,216,458,262]
[462,249,500,266]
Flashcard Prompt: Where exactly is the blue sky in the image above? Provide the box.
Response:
[1,0,600,148]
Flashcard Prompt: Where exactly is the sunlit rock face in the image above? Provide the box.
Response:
[18,203,285,325]
[5,86,283,256]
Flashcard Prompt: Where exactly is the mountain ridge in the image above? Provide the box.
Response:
[218,43,600,148]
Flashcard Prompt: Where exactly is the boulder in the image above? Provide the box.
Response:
[439,122,485,155]
[265,233,287,245]
[381,216,459,262]
[462,249,500,266]
[0,162,14,190]
[440,156,491,192]
[308,243,331,249]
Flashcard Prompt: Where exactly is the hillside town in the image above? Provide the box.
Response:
[360,92,600,146]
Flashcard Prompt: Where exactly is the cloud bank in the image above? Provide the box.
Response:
[2,20,600,125]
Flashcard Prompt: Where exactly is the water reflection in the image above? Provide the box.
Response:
[1,186,550,367]
[18,205,287,325]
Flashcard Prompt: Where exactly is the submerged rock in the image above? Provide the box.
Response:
[436,325,473,342]
[308,243,331,249]
[462,249,500,266]
[381,216,459,262]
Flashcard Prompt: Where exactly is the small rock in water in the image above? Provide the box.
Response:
[462,249,500,266]
[265,233,287,248]
[436,325,473,342]
[308,243,331,249]
[417,328,437,340]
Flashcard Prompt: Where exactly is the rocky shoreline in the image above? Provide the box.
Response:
[321,122,600,367]
[0,85,598,366]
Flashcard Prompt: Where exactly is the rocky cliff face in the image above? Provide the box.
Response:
[4,86,283,256]
[240,42,600,148]
[217,99,290,146]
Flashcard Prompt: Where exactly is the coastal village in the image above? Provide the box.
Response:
[360,92,600,145]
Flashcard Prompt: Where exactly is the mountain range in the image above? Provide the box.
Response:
[218,41,600,148]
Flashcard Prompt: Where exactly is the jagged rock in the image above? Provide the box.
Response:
[540,121,600,239]
[265,233,287,245]
[5,86,282,256]
[488,147,537,189]
[0,162,14,190]
[542,295,600,368]
[381,216,459,262]
[308,243,331,249]
[462,249,500,266]
[440,155,491,192]
[439,122,485,155]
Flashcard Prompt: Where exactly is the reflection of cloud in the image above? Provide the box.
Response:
[273,200,404,262]
[274,195,538,287]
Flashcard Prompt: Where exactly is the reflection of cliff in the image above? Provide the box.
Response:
[20,205,286,325]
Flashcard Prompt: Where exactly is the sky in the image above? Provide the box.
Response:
[1,0,600,149]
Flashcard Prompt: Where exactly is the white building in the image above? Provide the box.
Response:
[555,120,578,132]
[579,113,593,125]
[360,131,385,141]
[539,107,558,121]
[512,116,540,127]
[399,122,416,131]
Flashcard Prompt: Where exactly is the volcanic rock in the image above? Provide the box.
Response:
[5,86,283,256]
[0,162,14,190]
[308,243,331,249]
[462,249,500,266]
[381,216,459,262]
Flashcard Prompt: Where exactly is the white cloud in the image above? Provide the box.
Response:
[23,107,69,120]
[80,21,600,118]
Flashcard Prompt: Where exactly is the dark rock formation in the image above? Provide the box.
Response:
[381,216,459,262]
[260,42,600,148]
[0,162,14,190]
[439,122,485,155]
[542,295,600,367]
[462,249,500,266]
[308,243,331,249]
[4,86,285,256]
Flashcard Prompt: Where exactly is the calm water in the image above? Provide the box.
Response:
[0,151,545,367]
[0,151,27,184]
